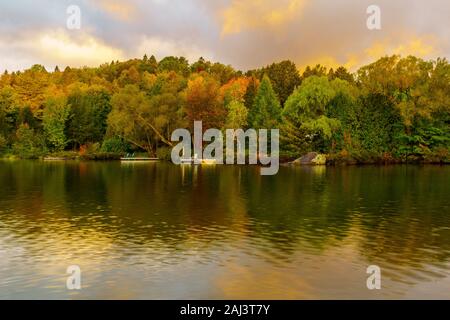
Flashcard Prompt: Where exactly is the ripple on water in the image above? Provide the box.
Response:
[0,163,449,299]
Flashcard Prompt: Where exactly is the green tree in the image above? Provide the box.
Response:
[243,76,259,110]
[158,56,189,76]
[252,60,301,105]
[249,75,281,129]
[0,134,6,154]
[0,86,18,140]
[12,124,46,158]
[101,136,130,153]
[43,95,70,152]
[329,66,354,83]
[325,92,360,154]
[139,54,158,74]
[282,76,340,154]
[301,64,328,80]
[66,85,111,148]
[225,100,248,129]
[357,93,403,157]
[190,57,211,73]
[357,55,449,161]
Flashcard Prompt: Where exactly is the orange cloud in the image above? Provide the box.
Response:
[295,35,439,73]
[95,0,137,21]
[296,54,360,73]
[365,36,438,60]
[221,0,307,35]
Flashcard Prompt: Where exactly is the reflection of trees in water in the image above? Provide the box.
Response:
[1,162,449,271]
[351,166,450,271]
[233,165,450,269]
[241,166,354,255]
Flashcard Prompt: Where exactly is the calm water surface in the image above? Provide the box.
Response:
[0,161,449,299]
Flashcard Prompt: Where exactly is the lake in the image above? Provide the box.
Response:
[0,161,449,299]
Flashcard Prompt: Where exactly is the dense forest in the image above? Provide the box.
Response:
[0,54,449,163]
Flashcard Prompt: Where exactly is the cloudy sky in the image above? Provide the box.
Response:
[0,0,449,72]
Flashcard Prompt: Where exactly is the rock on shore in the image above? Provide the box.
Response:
[291,152,327,165]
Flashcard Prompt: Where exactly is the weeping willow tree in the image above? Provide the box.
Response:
[281,76,341,156]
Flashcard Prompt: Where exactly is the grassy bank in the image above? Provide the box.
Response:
[0,151,123,161]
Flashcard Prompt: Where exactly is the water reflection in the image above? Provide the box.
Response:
[0,161,449,299]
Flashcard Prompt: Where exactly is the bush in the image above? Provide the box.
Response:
[423,147,450,164]
[156,147,172,161]
[0,134,7,153]
[101,137,129,154]
[12,124,47,159]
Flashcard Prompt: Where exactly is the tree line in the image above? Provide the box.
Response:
[0,54,448,163]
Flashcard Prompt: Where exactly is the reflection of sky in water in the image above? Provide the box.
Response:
[0,162,449,299]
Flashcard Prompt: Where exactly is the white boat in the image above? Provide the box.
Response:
[179,154,217,165]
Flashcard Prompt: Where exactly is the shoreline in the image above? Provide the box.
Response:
[1,156,448,166]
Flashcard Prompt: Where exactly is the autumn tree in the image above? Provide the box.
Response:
[0,53,447,162]
[146,71,187,141]
[12,64,50,118]
[118,66,141,87]
[220,77,250,107]
[185,73,226,130]
[210,62,237,84]
[108,85,174,155]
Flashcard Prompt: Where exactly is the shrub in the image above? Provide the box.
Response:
[12,124,47,159]
[101,137,129,154]
[0,134,7,153]
[156,146,172,161]
[79,143,101,156]
[423,147,450,164]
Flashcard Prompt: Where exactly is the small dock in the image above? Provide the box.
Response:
[180,158,217,165]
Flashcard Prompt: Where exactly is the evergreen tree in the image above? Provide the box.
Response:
[249,75,281,129]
